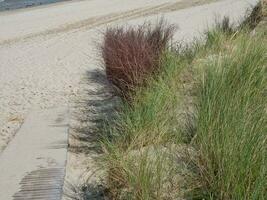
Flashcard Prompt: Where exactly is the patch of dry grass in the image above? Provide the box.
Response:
[101,20,175,100]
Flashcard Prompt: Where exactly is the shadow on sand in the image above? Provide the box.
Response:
[64,68,119,200]
[70,69,118,154]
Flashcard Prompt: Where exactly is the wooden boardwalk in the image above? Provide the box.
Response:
[0,107,69,200]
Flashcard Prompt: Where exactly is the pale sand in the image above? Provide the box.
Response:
[0,0,187,153]
[0,0,258,196]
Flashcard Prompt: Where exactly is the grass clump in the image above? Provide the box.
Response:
[101,20,175,99]
[101,51,198,199]
[104,146,186,200]
[193,32,267,199]
[98,6,267,200]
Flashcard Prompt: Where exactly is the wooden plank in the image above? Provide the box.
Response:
[0,107,69,200]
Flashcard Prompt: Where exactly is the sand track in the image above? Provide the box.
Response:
[0,0,217,46]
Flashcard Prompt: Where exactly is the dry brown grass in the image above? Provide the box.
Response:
[101,20,175,100]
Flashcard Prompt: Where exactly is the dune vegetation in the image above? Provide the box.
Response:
[98,2,267,199]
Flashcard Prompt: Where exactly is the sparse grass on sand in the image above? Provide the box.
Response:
[98,4,267,200]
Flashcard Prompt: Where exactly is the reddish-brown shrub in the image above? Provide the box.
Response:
[101,20,175,99]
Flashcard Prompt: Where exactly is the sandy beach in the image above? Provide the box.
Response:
[0,0,258,196]
[0,0,189,153]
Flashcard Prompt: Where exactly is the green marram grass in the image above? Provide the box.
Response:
[101,51,198,199]
[193,32,267,199]
[100,22,267,200]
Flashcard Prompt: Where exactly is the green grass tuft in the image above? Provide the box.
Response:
[193,33,267,199]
